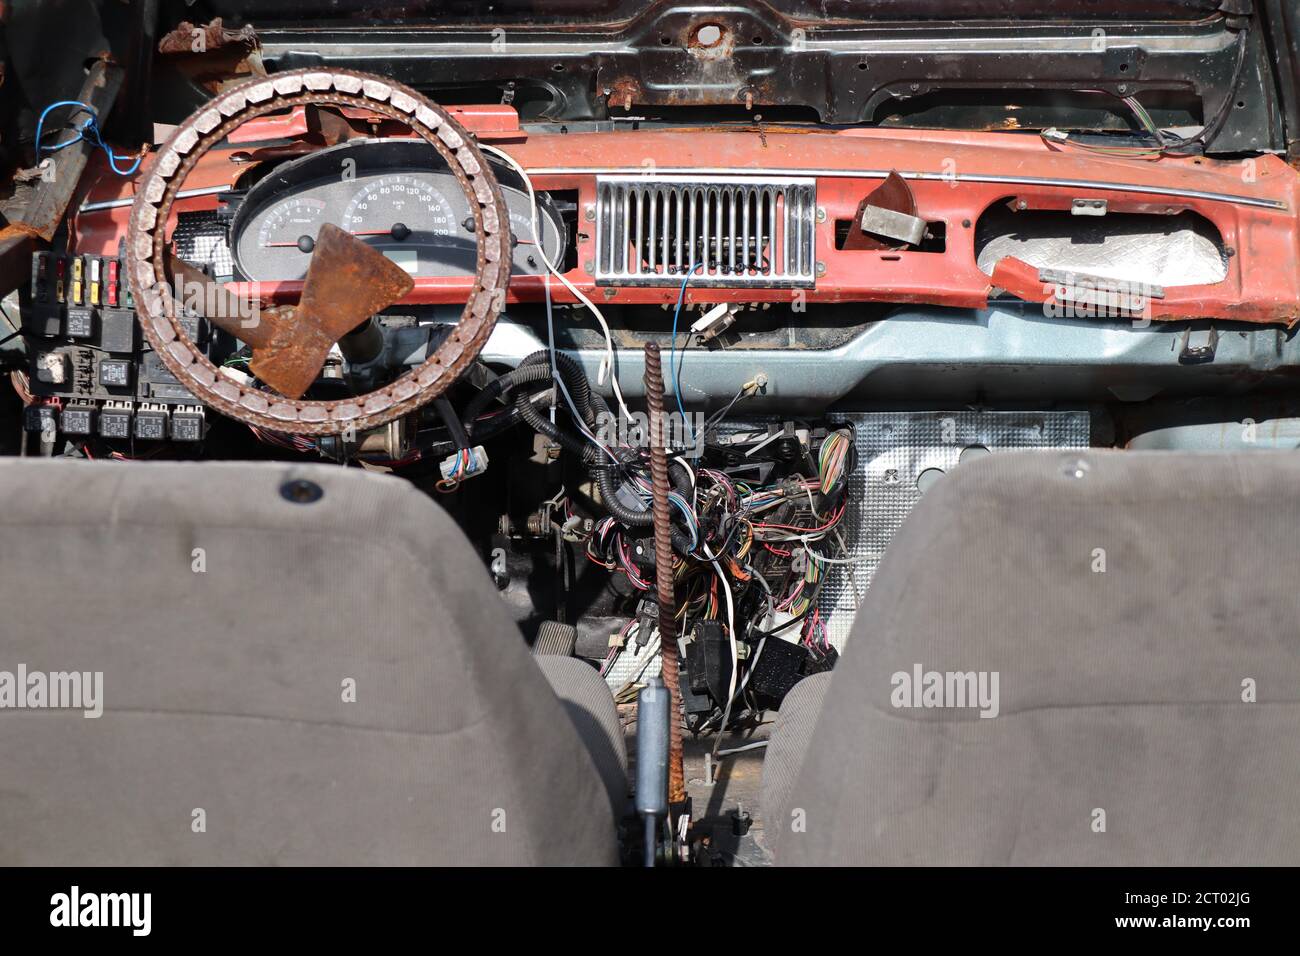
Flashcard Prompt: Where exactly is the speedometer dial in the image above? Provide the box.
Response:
[343,174,461,273]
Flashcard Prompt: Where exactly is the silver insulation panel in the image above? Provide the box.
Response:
[173,210,234,281]
[975,209,1228,287]
[818,410,1091,649]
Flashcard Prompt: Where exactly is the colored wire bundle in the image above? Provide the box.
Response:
[818,429,852,496]
[580,428,854,740]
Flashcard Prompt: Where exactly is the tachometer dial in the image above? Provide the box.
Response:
[234,196,329,281]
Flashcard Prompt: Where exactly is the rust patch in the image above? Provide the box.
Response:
[159,17,263,92]
[158,17,258,56]
[687,22,736,61]
[0,221,44,243]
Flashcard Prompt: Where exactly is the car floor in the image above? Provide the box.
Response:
[621,706,775,866]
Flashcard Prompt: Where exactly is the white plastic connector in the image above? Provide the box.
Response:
[438,445,490,482]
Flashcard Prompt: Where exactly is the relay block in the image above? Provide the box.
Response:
[21,251,211,444]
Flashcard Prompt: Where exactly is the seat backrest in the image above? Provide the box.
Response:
[777,450,1300,865]
[0,459,615,865]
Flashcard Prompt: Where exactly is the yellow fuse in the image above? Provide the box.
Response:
[72,280,82,304]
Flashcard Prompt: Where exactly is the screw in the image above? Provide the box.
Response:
[1063,457,1090,480]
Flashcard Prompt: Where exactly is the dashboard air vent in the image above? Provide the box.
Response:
[594,176,817,288]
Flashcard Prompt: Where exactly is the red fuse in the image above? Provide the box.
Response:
[107,259,120,307]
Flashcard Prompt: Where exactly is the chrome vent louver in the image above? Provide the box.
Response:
[594,175,817,288]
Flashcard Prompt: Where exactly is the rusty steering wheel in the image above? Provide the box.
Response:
[127,68,511,436]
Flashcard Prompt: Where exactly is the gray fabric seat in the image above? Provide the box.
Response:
[759,672,830,845]
[0,459,617,865]
[534,655,628,817]
[766,450,1300,865]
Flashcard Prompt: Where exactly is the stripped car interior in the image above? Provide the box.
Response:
[2,0,1299,867]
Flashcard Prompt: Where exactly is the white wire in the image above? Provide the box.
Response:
[701,540,738,761]
[478,143,632,423]
[801,542,870,566]
[716,740,768,757]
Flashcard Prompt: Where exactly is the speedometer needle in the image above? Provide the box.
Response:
[352,222,412,241]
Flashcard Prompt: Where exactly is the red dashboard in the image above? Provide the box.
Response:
[68,107,1300,325]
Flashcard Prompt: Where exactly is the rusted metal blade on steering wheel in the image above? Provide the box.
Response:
[170,224,413,401]
[166,255,274,348]
[247,223,414,399]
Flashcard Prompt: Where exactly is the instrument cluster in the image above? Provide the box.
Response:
[229,138,567,282]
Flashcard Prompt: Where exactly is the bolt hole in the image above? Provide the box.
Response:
[857,61,868,70]
[552,63,565,72]
[916,468,945,494]
[694,23,723,47]
[1236,100,1246,109]
[660,35,673,45]
[1118,63,1129,72]
[753,35,765,45]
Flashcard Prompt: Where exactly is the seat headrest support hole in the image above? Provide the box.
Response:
[281,479,325,504]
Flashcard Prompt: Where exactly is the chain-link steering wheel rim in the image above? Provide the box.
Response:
[127,68,512,435]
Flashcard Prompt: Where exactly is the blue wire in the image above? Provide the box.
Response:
[670,262,704,456]
[35,100,142,177]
